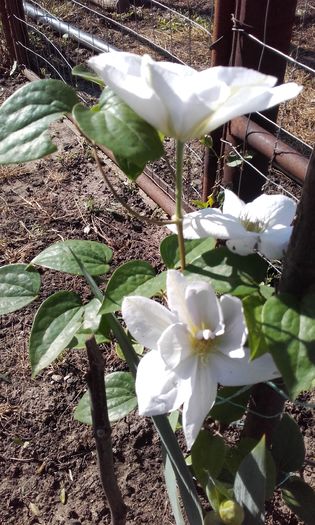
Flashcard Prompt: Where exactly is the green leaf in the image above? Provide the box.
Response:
[282,476,315,525]
[234,436,267,525]
[271,414,305,472]
[32,240,112,276]
[242,293,267,359]
[0,264,41,314]
[0,79,79,164]
[226,151,244,168]
[225,438,276,501]
[72,88,164,171]
[114,153,146,181]
[209,386,252,425]
[163,411,186,525]
[71,65,105,87]
[262,293,315,398]
[186,248,268,297]
[74,371,137,424]
[68,298,110,349]
[191,430,226,488]
[100,260,166,314]
[160,235,216,269]
[30,291,83,376]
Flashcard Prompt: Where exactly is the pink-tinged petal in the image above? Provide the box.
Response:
[166,270,190,325]
[219,295,247,355]
[223,189,245,218]
[168,209,246,240]
[226,234,259,255]
[135,351,189,415]
[185,281,224,335]
[158,323,193,371]
[182,360,218,449]
[258,226,293,260]
[243,194,296,228]
[213,348,281,387]
[122,296,176,350]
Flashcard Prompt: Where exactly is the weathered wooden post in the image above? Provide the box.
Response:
[0,0,29,66]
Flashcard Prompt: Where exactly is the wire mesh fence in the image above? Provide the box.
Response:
[0,0,314,207]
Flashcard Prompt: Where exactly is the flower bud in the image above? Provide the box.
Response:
[218,500,245,525]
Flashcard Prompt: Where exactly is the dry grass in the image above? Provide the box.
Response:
[0,165,30,180]
[282,67,315,146]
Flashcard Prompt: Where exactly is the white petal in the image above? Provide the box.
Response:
[185,281,224,335]
[222,189,245,218]
[226,234,259,255]
[204,82,302,133]
[243,194,296,228]
[166,270,190,325]
[148,61,206,140]
[135,351,189,415]
[182,360,218,449]
[168,209,246,240]
[213,348,281,386]
[219,295,247,355]
[258,226,293,260]
[122,296,176,349]
[221,67,277,88]
[88,52,169,134]
[158,323,193,370]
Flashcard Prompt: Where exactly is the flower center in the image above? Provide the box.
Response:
[190,328,217,360]
[241,215,264,233]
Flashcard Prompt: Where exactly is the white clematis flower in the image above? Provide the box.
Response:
[168,189,297,260]
[122,270,280,449]
[88,51,302,142]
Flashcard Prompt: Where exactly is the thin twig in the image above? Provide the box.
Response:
[86,336,127,525]
[93,148,175,226]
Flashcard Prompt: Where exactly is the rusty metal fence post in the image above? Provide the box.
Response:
[223,0,298,201]
[202,0,236,201]
[0,0,29,66]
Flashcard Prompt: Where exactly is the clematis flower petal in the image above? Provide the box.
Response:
[226,235,260,256]
[166,270,190,325]
[88,52,302,141]
[88,52,169,133]
[182,361,218,449]
[259,226,293,260]
[121,296,176,349]
[213,348,281,386]
[185,281,224,335]
[158,323,193,370]
[168,208,246,239]
[223,189,245,218]
[242,194,296,228]
[135,350,189,415]
[218,295,247,356]
[205,82,302,133]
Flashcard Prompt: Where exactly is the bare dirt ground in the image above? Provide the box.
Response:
[0,1,314,524]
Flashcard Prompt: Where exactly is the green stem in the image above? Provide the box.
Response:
[175,140,186,271]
